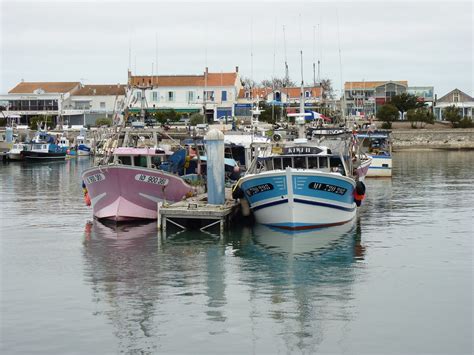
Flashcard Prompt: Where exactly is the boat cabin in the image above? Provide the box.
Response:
[258,154,347,175]
[112,147,171,168]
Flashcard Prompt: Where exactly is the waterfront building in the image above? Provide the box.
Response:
[69,84,126,126]
[0,81,127,127]
[0,81,81,127]
[344,81,408,117]
[434,88,474,121]
[236,86,323,117]
[128,67,241,122]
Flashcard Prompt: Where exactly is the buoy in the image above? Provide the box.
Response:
[84,192,91,206]
[353,181,366,207]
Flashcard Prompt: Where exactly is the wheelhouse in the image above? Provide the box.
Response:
[112,147,170,168]
[257,154,347,175]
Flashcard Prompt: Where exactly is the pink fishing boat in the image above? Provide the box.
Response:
[82,147,194,221]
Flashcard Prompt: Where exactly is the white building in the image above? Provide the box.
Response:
[0,81,81,126]
[68,84,126,126]
[0,81,126,127]
[434,88,473,121]
[128,67,242,122]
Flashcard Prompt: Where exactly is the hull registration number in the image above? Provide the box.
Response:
[135,174,169,186]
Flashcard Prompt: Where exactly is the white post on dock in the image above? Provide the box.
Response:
[205,129,225,205]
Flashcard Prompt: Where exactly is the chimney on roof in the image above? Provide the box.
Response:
[235,66,239,73]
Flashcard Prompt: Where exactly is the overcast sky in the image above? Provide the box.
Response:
[1,0,472,96]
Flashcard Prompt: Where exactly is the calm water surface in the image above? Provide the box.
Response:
[1,152,472,354]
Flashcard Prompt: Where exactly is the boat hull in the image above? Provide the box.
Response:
[23,151,66,160]
[82,165,193,221]
[239,168,357,230]
[367,155,392,177]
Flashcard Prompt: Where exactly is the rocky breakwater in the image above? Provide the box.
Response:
[392,129,474,150]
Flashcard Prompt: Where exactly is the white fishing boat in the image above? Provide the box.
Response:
[356,130,392,177]
[8,142,29,160]
[232,50,369,231]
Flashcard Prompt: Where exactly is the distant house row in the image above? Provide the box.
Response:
[0,68,472,126]
[344,81,473,120]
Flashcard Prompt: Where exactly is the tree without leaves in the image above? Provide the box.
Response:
[320,79,333,99]
[241,77,258,90]
[260,77,296,89]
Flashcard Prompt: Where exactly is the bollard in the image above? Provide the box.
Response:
[205,129,225,205]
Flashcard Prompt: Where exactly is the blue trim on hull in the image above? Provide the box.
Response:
[293,198,356,212]
[266,218,355,231]
[252,199,288,211]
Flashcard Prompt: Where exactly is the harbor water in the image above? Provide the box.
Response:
[0,151,472,354]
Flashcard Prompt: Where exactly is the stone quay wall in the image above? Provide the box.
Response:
[392,129,474,150]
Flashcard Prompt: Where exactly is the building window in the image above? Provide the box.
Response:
[453,92,459,102]
[245,91,250,99]
[187,91,195,103]
[136,91,142,100]
[305,91,311,98]
[100,102,106,109]
[221,91,227,101]
[204,91,215,102]
[152,91,159,102]
[168,91,175,102]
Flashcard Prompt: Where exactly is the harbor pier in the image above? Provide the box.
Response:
[157,189,239,237]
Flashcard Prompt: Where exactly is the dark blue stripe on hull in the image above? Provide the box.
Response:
[251,198,355,213]
[268,219,354,231]
[252,199,288,211]
[294,198,356,212]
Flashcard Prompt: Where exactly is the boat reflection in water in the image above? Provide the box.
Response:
[251,218,364,259]
[82,218,366,353]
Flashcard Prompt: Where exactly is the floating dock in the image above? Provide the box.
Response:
[158,188,239,236]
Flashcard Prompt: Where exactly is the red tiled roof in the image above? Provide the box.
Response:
[238,87,273,99]
[130,72,238,87]
[74,84,126,96]
[344,81,408,90]
[8,82,80,94]
[284,87,323,98]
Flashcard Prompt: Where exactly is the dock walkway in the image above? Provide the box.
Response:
[158,188,239,236]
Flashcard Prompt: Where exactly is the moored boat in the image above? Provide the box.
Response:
[233,142,368,231]
[7,142,29,160]
[356,130,392,177]
[22,131,67,161]
[82,146,194,221]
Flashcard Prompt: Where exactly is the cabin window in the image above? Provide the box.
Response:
[308,157,318,169]
[134,156,148,167]
[282,157,292,168]
[294,156,306,169]
[265,159,274,170]
[319,157,328,168]
[119,156,132,165]
[151,156,162,167]
[273,157,282,169]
